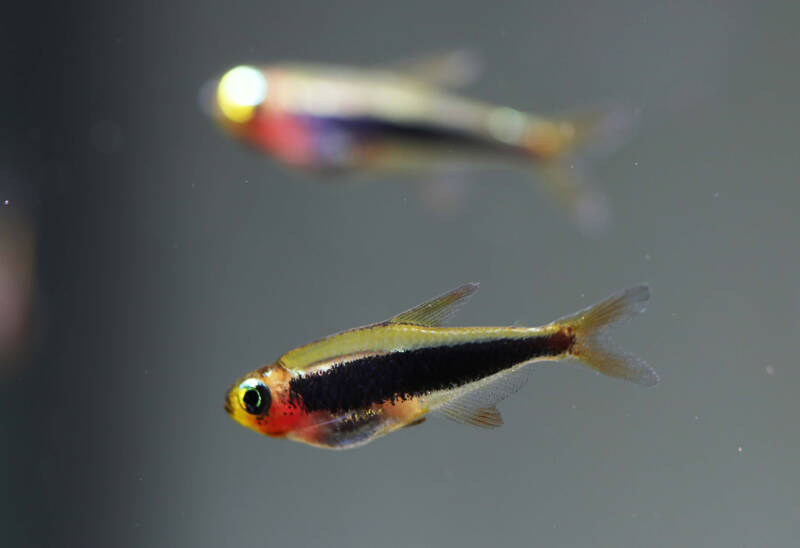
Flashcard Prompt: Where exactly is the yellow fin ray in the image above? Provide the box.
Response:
[390,282,479,327]
[432,368,529,429]
[437,404,503,429]
[555,284,659,386]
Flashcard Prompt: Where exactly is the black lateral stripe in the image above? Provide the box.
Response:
[304,115,525,155]
[288,332,573,413]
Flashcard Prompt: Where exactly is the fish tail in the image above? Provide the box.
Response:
[554,284,658,386]
[526,105,637,233]
[527,103,637,162]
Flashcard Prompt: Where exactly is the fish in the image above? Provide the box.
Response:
[224,282,657,450]
[204,51,634,230]
[0,206,35,377]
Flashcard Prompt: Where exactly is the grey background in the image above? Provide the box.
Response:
[3,1,799,546]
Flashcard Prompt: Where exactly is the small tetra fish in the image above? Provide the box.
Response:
[204,52,633,229]
[224,283,657,450]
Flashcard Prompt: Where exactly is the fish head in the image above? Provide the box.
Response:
[224,362,299,438]
[201,65,321,166]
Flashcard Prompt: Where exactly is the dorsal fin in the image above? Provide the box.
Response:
[389,283,479,327]
[389,50,482,89]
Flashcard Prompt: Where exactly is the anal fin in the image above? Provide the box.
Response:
[436,403,503,429]
[431,367,529,429]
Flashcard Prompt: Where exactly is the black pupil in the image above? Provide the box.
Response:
[242,385,270,414]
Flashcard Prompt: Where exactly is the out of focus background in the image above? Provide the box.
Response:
[3,1,799,546]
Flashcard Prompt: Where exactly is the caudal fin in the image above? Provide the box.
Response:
[554,284,658,387]
[532,104,637,162]
[528,105,637,233]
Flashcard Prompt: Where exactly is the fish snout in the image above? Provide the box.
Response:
[223,392,235,415]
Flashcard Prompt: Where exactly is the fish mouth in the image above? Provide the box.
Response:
[223,397,234,415]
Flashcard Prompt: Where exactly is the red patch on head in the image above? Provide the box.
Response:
[248,109,315,166]
[257,398,308,437]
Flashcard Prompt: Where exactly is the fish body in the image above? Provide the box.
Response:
[206,54,633,229]
[225,283,657,450]
[211,60,581,170]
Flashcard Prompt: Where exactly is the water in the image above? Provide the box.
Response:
[3,1,799,546]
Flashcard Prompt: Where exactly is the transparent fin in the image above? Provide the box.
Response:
[436,403,503,429]
[538,163,611,234]
[390,49,482,89]
[289,409,387,450]
[390,282,479,327]
[554,285,659,387]
[529,104,637,234]
[432,368,529,429]
[542,104,638,163]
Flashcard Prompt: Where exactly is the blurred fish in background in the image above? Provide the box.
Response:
[202,51,635,231]
[0,170,36,378]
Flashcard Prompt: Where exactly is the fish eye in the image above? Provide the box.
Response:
[217,65,267,123]
[237,379,271,415]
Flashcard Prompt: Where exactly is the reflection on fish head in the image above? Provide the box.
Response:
[212,65,269,127]
[224,362,296,438]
